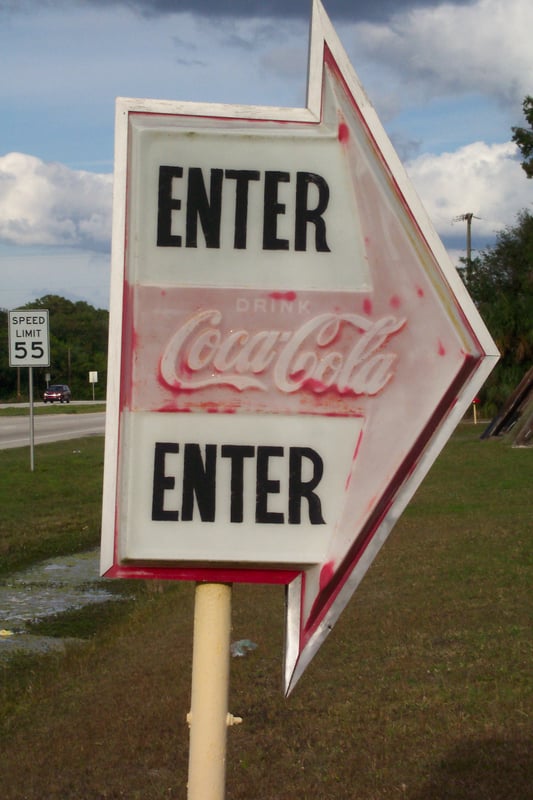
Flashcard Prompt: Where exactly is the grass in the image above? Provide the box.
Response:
[0,426,531,799]
[25,599,135,640]
[0,403,106,416]
[0,437,104,574]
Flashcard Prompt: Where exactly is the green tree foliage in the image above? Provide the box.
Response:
[0,296,108,402]
[512,95,533,179]
[463,210,533,413]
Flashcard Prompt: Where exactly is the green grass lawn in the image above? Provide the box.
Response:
[0,403,106,416]
[0,426,531,799]
[0,437,104,575]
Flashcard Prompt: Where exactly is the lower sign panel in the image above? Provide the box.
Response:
[117,412,364,568]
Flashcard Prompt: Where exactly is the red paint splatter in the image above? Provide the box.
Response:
[416,286,424,298]
[155,404,192,413]
[338,122,350,143]
[438,340,446,356]
[365,494,378,515]
[269,290,297,301]
[363,298,373,315]
[319,561,335,591]
[180,358,195,377]
[290,373,329,393]
[323,410,362,418]
[390,294,401,309]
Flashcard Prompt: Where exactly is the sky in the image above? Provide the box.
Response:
[0,0,531,311]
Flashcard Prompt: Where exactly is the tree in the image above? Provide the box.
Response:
[463,210,533,413]
[512,95,533,179]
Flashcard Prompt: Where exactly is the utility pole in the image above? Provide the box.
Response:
[453,212,479,283]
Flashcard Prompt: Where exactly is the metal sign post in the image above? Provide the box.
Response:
[187,583,234,800]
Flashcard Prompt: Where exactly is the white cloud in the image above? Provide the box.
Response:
[406,140,531,243]
[0,153,112,249]
[353,0,533,108]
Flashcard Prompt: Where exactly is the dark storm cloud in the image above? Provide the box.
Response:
[0,0,474,24]
[114,0,465,22]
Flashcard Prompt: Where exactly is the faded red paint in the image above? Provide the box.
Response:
[338,122,350,143]
[390,294,401,309]
[299,377,329,393]
[345,428,364,490]
[319,561,335,590]
[363,297,373,315]
[438,340,446,356]
[416,286,425,298]
[104,563,298,585]
[155,404,192,413]
[120,280,136,411]
[268,290,297,301]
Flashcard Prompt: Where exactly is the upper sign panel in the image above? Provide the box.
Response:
[127,114,371,292]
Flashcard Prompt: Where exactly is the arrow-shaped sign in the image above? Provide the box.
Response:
[100,0,498,695]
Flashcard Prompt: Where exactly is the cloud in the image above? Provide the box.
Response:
[0,0,474,24]
[406,141,531,246]
[352,0,533,109]
[0,153,112,249]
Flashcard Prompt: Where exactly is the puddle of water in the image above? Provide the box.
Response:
[0,550,122,658]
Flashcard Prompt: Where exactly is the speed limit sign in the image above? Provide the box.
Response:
[8,310,50,367]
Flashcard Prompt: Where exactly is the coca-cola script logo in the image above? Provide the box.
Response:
[159,310,406,397]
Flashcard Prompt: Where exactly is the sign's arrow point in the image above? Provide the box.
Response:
[282,0,498,693]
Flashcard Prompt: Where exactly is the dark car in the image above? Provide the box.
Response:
[43,384,72,403]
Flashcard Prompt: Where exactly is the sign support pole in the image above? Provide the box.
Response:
[28,367,35,472]
[187,582,233,800]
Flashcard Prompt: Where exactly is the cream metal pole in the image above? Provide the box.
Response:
[187,582,233,800]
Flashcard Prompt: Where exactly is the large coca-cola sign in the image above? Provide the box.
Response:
[101,0,498,694]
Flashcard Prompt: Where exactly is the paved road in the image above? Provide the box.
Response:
[0,411,105,450]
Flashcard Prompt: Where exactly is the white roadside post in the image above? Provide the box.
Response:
[187,583,233,800]
[89,370,98,402]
